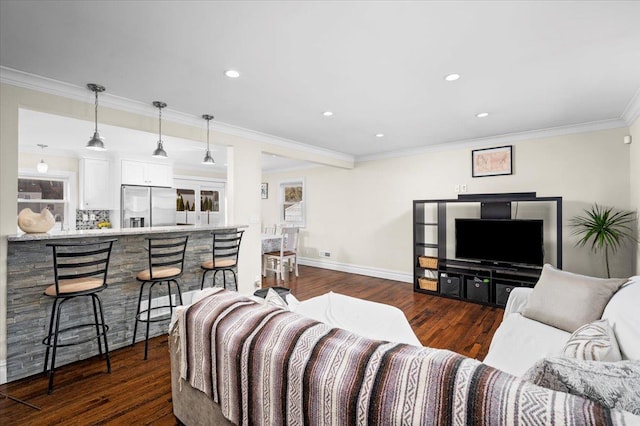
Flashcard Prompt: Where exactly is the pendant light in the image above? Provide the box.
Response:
[152,101,168,158]
[86,83,107,151]
[201,114,215,165]
[36,144,48,173]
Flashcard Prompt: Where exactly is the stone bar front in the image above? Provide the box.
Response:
[6,225,244,381]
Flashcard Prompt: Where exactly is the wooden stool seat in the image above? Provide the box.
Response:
[136,267,182,281]
[201,258,236,269]
[44,277,104,296]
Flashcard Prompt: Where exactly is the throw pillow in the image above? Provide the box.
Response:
[522,357,640,415]
[264,288,289,310]
[522,264,627,333]
[564,319,622,361]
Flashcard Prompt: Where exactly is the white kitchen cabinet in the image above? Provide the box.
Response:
[121,159,173,187]
[79,158,113,209]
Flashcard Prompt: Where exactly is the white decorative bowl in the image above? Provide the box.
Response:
[17,208,55,233]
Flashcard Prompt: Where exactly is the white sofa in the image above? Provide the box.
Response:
[483,274,640,377]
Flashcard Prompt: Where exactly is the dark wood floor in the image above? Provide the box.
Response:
[0,266,503,424]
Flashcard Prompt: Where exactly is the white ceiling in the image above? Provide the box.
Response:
[2,1,640,161]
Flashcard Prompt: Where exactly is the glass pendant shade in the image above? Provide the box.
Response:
[152,101,168,158]
[37,159,48,173]
[86,83,106,151]
[201,114,215,165]
[36,144,48,173]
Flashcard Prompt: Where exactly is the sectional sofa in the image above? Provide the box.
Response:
[169,268,639,424]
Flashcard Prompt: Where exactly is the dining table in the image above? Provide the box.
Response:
[261,233,282,254]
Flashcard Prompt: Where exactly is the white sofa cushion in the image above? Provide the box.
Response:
[483,312,571,377]
[602,277,640,360]
[292,291,422,346]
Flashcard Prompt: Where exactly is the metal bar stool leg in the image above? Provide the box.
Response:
[172,279,183,305]
[43,297,60,374]
[230,269,238,290]
[143,281,158,360]
[168,281,174,313]
[91,295,103,356]
[48,298,67,394]
[94,294,111,373]
[132,281,146,346]
[212,270,219,289]
[200,270,210,290]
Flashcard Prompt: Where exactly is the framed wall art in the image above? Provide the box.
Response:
[472,145,513,177]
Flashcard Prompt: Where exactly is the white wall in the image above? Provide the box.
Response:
[263,127,634,280]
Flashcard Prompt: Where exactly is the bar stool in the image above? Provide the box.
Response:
[132,235,188,360]
[200,230,244,291]
[43,239,116,394]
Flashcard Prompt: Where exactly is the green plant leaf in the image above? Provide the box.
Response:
[570,203,638,277]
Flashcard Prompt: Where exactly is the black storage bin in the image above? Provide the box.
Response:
[465,277,490,303]
[439,274,460,297]
[495,283,518,306]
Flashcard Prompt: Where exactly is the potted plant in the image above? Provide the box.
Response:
[570,204,637,278]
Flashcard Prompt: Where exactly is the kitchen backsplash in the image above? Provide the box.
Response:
[76,210,110,230]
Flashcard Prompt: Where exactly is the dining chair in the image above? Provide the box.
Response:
[263,225,276,235]
[263,227,299,281]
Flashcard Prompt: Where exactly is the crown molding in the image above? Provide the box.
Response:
[356,118,628,163]
[622,87,640,126]
[0,66,354,166]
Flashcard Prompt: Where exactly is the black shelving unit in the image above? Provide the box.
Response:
[413,193,562,307]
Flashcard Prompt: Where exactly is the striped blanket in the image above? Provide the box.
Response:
[177,290,633,425]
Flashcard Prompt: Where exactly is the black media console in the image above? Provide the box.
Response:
[413,193,562,307]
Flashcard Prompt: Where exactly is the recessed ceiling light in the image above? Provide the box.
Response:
[375,133,384,138]
[322,111,333,117]
[476,112,489,118]
[224,69,240,78]
[444,73,460,82]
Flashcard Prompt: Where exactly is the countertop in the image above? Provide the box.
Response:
[7,224,248,242]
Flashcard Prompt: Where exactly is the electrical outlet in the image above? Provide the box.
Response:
[320,251,331,258]
[82,214,89,221]
[454,184,460,193]
[460,184,468,193]
[90,213,96,221]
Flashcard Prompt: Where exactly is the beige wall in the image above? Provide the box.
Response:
[0,84,20,383]
[263,127,634,280]
[630,116,640,274]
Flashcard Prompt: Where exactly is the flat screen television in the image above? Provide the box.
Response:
[455,218,544,267]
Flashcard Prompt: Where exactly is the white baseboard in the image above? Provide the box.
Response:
[0,359,6,384]
[297,257,412,283]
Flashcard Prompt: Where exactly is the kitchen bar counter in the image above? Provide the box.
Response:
[8,223,247,242]
[6,224,246,382]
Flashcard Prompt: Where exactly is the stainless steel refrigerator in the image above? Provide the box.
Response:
[121,185,176,228]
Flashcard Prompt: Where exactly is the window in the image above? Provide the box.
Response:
[17,177,69,230]
[280,179,305,226]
